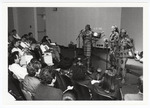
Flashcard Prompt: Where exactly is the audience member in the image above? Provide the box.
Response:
[28,32,33,38]
[41,36,51,44]
[8,51,28,81]
[22,58,42,96]
[11,39,24,56]
[34,66,63,100]
[12,29,21,39]
[20,34,30,49]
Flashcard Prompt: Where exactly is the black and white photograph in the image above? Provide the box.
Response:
[0,1,149,107]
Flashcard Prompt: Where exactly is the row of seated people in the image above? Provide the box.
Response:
[8,29,62,100]
[8,49,124,100]
[8,52,143,100]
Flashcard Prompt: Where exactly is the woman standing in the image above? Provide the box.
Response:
[80,24,93,74]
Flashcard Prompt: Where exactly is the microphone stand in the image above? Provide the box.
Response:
[76,30,83,48]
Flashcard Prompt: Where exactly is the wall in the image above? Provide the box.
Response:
[16,8,36,37]
[121,8,143,51]
[8,8,14,32]
[36,8,46,42]
[46,8,122,47]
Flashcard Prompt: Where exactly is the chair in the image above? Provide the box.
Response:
[21,89,33,100]
[19,82,33,100]
[8,70,25,100]
[63,90,77,100]
[73,82,91,100]
[55,72,68,91]
[91,90,113,100]
[61,75,73,86]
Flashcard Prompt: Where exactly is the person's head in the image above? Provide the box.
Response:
[26,59,42,77]
[41,36,49,43]
[28,37,37,45]
[8,51,20,65]
[12,39,21,47]
[28,32,33,37]
[12,29,17,35]
[111,25,119,33]
[39,66,56,85]
[71,65,86,81]
[85,24,91,31]
[31,43,37,50]
[21,34,28,42]
[120,29,127,38]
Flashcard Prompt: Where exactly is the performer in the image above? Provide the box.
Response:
[80,24,93,74]
[109,25,119,51]
[117,29,134,83]
[108,25,119,67]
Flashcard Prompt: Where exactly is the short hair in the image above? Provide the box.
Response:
[26,59,41,77]
[21,34,28,39]
[39,66,56,84]
[71,65,86,81]
[28,32,33,36]
[12,39,21,46]
[85,24,91,31]
[12,29,17,32]
[8,51,19,65]
[41,36,51,43]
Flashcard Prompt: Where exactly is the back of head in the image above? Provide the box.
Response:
[12,39,21,46]
[41,36,48,43]
[39,66,55,85]
[8,51,19,65]
[27,59,41,77]
[71,65,86,81]
[12,29,17,34]
[28,32,33,37]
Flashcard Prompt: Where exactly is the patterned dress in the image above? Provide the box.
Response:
[82,30,93,57]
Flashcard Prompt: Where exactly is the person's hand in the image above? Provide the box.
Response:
[91,80,101,85]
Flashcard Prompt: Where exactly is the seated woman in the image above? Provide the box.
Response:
[11,39,24,57]
[8,51,28,81]
[34,66,63,100]
[30,43,42,61]
[41,36,51,45]
[20,34,30,49]
[22,58,42,96]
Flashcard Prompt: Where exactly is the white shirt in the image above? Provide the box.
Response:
[20,42,30,48]
[20,55,33,65]
[11,47,24,56]
[13,34,21,39]
[40,44,49,54]
[9,63,28,80]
